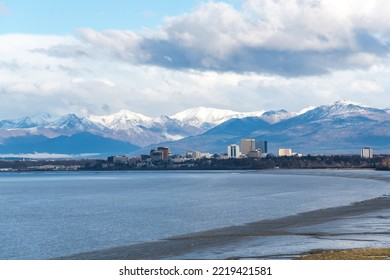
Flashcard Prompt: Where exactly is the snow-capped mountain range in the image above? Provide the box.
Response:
[1,100,390,156]
[0,106,293,147]
[149,100,390,155]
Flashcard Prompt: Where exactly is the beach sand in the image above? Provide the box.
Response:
[56,193,390,260]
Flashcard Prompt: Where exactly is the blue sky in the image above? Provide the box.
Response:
[1,0,390,118]
[0,0,207,34]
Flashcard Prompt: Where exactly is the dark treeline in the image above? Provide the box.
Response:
[1,155,387,171]
[190,155,382,170]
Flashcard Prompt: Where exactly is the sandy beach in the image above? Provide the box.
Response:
[57,191,390,260]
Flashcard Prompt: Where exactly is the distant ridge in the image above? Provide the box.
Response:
[0,132,140,156]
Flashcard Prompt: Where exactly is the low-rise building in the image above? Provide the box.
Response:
[201,153,213,159]
[278,148,293,157]
[150,150,163,161]
[140,155,150,161]
[128,157,141,167]
[186,151,202,159]
[107,155,129,164]
[248,150,262,158]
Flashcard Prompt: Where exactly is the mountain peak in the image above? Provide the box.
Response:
[50,114,84,128]
[114,109,151,120]
[290,100,387,124]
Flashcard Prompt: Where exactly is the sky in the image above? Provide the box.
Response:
[1,0,390,118]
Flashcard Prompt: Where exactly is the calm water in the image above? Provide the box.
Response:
[0,170,389,259]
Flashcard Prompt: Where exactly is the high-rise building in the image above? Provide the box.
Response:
[228,144,240,158]
[241,139,255,155]
[157,147,170,160]
[255,140,268,153]
[361,147,373,159]
[278,148,293,157]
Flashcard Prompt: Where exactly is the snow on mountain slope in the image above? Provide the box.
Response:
[260,110,298,124]
[305,100,386,121]
[297,106,316,115]
[276,100,380,125]
[0,113,54,129]
[86,107,268,146]
[86,112,205,146]
[15,114,54,128]
[170,107,265,128]
[87,110,152,130]
[47,114,107,132]
[0,114,108,140]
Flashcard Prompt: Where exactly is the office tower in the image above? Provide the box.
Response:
[241,139,255,155]
[255,140,268,153]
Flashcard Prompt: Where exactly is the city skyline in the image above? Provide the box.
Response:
[1,0,390,119]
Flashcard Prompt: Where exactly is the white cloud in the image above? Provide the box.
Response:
[35,0,390,76]
[350,80,384,93]
[345,52,381,67]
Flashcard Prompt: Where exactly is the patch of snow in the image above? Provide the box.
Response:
[162,132,185,141]
[298,106,316,115]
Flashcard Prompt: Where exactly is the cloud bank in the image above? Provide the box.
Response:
[1,0,390,119]
[39,0,390,76]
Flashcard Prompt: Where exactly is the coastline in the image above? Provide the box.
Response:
[56,194,390,260]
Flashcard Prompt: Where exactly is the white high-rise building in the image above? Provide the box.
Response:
[241,139,255,155]
[228,144,241,158]
[361,147,373,158]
